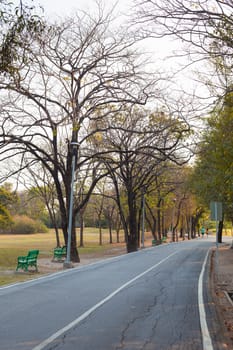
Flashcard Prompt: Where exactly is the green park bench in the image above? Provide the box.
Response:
[152,239,160,246]
[53,246,67,261]
[16,249,39,272]
[152,236,167,246]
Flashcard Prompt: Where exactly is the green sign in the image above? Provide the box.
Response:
[210,201,223,221]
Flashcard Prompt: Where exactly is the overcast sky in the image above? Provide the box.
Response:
[37,0,181,64]
[37,0,132,18]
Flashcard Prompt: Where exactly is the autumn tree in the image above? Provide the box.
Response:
[131,0,233,243]
[191,91,233,241]
[145,163,178,240]
[98,107,191,252]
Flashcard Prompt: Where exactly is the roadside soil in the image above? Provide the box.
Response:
[210,243,233,349]
[37,243,128,274]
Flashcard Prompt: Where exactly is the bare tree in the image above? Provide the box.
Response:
[100,106,191,252]
[133,0,233,99]
[0,4,156,261]
[102,196,117,244]
[134,0,233,57]
[92,180,107,246]
[145,165,176,241]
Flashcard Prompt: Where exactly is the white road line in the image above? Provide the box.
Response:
[32,250,178,350]
[198,249,214,350]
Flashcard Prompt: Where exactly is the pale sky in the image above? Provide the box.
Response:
[35,0,209,102]
[37,0,132,19]
[12,0,208,102]
[36,0,181,70]
[30,0,179,58]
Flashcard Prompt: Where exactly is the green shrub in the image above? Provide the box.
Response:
[10,215,48,234]
[0,204,13,230]
[34,220,49,233]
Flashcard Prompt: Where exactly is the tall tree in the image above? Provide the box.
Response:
[101,107,190,252]
[191,92,233,240]
[0,5,155,261]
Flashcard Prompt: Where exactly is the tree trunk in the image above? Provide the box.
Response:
[55,226,61,247]
[127,235,138,252]
[47,205,61,247]
[71,245,80,262]
[172,227,176,242]
[126,192,138,253]
[79,210,84,247]
[162,211,165,237]
[146,203,157,239]
[99,218,102,245]
[62,222,68,246]
[217,220,223,243]
[157,198,162,240]
[71,224,80,262]
[63,217,80,263]
[109,222,113,244]
[138,206,142,248]
[116,228,120,243]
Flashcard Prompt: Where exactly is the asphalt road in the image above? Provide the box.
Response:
[0,239,217,350]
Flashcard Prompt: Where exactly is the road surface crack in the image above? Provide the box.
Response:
[115,285,165,350]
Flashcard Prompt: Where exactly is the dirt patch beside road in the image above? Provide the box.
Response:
[38,244,127,274]
[210,243,233,349]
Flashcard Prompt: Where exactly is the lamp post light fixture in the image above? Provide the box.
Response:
[64,141,79,269]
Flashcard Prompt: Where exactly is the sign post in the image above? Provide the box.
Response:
[210,201,222,247]
[210,201,223,281]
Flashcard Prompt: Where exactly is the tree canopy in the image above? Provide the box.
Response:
[191,92,233,223]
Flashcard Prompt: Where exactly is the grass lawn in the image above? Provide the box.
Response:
[0,228,126,286]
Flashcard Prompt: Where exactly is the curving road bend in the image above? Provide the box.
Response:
[0,239,220,350]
